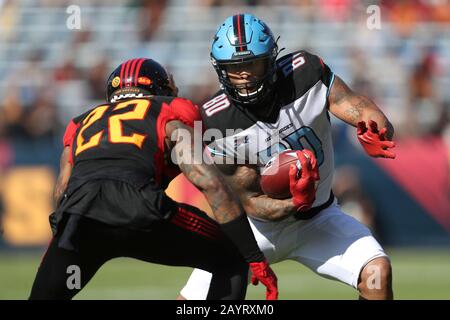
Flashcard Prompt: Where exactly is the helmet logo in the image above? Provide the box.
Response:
[233,50,252,57]
[137,77,152,86]
[112,76,121,88]
[230,35,239,45]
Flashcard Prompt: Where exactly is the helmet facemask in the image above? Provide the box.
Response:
[211,42,278,107]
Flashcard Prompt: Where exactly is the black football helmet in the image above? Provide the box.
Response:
[106,58,178,103]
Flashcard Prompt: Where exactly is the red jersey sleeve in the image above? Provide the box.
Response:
[155,98,202,183]
[168,97,201,127]
[63,120,78,147]
[156,98,202,149]
[62,119,80,165]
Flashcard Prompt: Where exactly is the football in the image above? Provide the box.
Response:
[260,150,302,199]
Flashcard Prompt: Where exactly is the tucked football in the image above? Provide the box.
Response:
[260,150,301,199]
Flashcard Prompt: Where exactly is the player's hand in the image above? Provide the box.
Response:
[357,120,396,159]
[289,149,320,212]
[249,259,278,300]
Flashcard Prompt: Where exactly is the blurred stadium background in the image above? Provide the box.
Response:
[0,0,449,299]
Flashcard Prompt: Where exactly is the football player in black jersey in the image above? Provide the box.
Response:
[179,14,395,300]
[29,58,278,300]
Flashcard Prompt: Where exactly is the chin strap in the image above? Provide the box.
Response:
[275,36,285,58]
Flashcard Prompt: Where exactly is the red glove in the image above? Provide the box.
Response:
[357,120,396,159]
[249,259,278,300]
[289,149,320,212]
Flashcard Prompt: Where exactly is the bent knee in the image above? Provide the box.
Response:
[358,257,392,292]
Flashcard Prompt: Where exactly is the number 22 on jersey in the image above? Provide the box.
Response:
[75,99,151,156]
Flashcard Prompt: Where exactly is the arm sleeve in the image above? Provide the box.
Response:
[156,98,202,149]
[168,97,202,127]
[155,98,203,180]
[278,50,335,101]
[316,55,335,96]
[300,51,334,90]
[62,119,80,165]
[63,120,78,147]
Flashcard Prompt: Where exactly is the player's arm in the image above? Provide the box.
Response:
[221,150,319,221]
[328,76,396,158]
[328,75,394,137]
[53,119,79,207]
[165,119,278,299]
[53,147,72,206]
[245,192,297,221]
[165,120,244,224]
[225,165,296,221]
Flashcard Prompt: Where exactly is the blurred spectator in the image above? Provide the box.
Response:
[52,54,87,123]
[431,101,450,137]
[407,48,442,136]
[0,0,19,42]
[1,87,59,141]
[410,50,437,100]
[431,0,450,24]
[85,57,110,100]
[71,29,93,50]
[382,0,430,37]
[0,140,12,173]
[54,57,82,83]
[0,106,14,170]
[1,90,25,138]
[349,48,376,98]
[7,50,49,107]
[284,0,317,22]
[333,166,377,232]
[138,0,168,41]
[22,92,59,140]
[318,0,354,22]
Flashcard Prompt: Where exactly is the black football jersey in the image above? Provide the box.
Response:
[63,96,200,192]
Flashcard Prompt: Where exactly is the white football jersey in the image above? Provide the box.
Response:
[199,50,335,206]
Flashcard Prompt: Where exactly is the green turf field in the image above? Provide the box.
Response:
[1,249,449,299]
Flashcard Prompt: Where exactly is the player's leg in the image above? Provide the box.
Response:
[29,216,115,300]
[285,202,393,299]
[131,225,249,300]
[177,215,277,300]
[178,268,212,300]
[127,203,249,300]
[29,237,108,299]
[357,257,393,299]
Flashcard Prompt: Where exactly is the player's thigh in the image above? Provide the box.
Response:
[130,219,244,272]
[288,205,388,288]
[29,216,122,299]
[247,217,278,262]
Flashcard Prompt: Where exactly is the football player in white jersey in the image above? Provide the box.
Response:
[178,14,396,300]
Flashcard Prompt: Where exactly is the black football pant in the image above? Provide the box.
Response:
[29,212,248,300]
